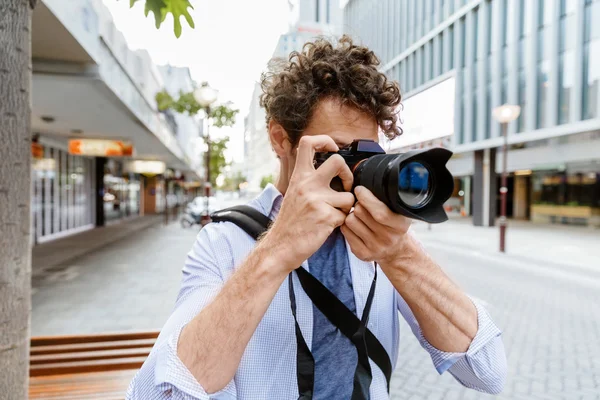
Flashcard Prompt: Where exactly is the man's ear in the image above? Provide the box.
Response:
[269,119,292,157]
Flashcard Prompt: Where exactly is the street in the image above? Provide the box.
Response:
[31,215,600,399]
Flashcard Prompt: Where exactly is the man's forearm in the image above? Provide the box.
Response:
[381,235,478,353]
[178,240,289,394]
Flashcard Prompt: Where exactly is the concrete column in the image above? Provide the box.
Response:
[473,148,497,227]
[476,1,489,141]
[513,175,529,220]
[547,0,561,128]
[526,0,540,131]
[570,0,585,122]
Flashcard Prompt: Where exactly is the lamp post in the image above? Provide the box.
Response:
[492,104,521,253]
[194,82,218,225]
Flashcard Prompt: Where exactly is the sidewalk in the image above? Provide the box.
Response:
[32,215,163,273]
[411,217,600,273]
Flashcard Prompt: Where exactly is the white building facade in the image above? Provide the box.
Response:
[30,0,203,243]
[244,0,343,192]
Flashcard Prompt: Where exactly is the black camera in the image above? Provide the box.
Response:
[314,139,454,223]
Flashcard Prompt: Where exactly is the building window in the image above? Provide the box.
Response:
[537,60,550,128]
[583,1,600,119]
[518,70,527,132]
[448,25,455,70]
[558,51,574,123]
[486,84,492,139]
[460,17,467,68]
[583,41,600,119]
[316,0,320,22]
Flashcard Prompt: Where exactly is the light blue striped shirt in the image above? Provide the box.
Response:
[127,184,507,399]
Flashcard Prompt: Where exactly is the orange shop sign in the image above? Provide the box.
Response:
[68,139,134,157]
[31,142,44,159]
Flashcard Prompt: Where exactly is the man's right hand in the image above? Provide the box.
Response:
[260,135,355,271]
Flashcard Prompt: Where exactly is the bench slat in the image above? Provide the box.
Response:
[29,370,136,399]
[31,338,156,356]
[30,356,149,377]
[31,347,153,365]
[31,331,160,347]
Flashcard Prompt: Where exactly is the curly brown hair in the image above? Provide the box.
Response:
[260,35,402,147]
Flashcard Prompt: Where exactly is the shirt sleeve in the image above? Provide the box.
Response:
[397,294,507,394]
[126,224,237,400]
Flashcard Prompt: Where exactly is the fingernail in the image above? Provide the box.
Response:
[354,186,363,195]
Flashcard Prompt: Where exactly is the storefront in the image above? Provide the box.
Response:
[530,163,600,227]
[103,159,142,223]
[31,142,95,244]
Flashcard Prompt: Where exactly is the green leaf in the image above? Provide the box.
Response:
[129,0,139,7]
[155,90,175,111]
[163,0,194,38]
[144,0,168,29]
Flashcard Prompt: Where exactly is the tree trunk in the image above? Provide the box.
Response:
[0,0,33,398]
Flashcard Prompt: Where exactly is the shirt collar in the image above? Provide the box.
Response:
[255,183,283,220]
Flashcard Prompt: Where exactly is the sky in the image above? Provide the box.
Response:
[102,0,291,163]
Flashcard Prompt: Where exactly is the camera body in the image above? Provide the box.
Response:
[314,139,384,192]
[314,139,454,224]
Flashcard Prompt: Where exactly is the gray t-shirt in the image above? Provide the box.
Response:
[308,228,357,399]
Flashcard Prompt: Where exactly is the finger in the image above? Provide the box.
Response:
[354,186,395,228]
[355,202,410,233]
[353,203,379,228]
[340,225,370,260]
[295,135,339,171]
[316,154,354,191]
[324,191,355,214]
[345,212,375,240]
[330,208,347,228]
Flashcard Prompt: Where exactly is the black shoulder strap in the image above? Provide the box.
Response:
[210,205,393,394]
[211,205,272,239]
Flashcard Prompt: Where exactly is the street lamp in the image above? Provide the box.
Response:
[194,82,218,225]
[492,104,521,253]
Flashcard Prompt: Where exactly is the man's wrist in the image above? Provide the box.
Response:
[254,232,298,278]
[378,233,431,279]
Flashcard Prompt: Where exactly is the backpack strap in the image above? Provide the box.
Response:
[210,205,393,395]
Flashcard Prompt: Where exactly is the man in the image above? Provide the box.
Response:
[127,36,506,399]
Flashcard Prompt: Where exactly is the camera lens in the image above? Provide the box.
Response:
[398,162,430,209]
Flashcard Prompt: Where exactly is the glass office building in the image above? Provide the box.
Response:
[344,0,600,227]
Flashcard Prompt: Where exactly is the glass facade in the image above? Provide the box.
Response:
[583,0,600,119]
[532,169,600,208]
[344,0,600,144]
[32,145,94,243]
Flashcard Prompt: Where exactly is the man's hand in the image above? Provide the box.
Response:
[342,186,479,354]
[341,185,412,268]
[262,135,355,271]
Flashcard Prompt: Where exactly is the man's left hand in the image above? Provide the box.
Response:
[340,186,412,267]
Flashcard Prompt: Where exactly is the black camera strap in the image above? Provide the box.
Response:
[211,205,392,399]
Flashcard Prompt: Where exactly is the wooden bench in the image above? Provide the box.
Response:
[29,331,159,399]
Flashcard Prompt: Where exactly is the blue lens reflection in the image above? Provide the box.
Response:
[398,162,430,208]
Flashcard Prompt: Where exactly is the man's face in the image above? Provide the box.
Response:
[286,98,379,177]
